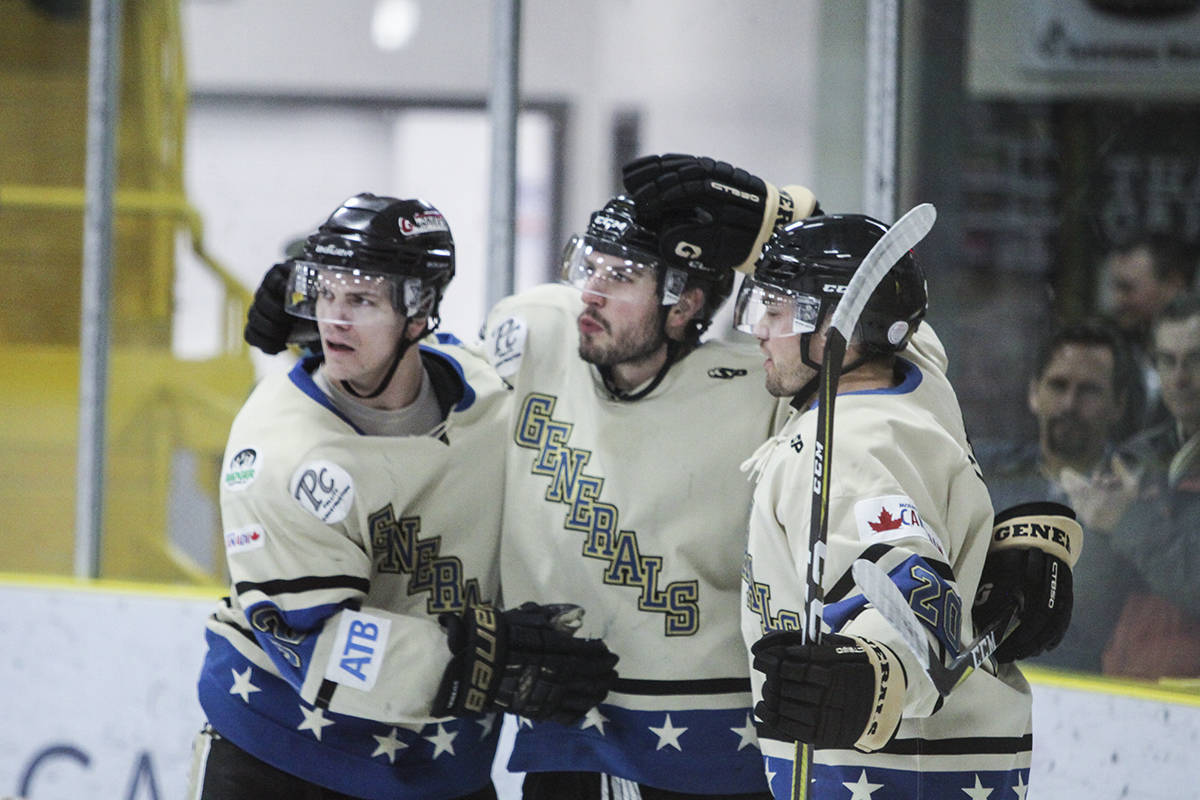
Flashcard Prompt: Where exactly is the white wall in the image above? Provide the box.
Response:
[176,0,852,364]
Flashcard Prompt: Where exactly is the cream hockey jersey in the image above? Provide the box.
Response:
[740,325,1033,799]
[482,283,786,795]
[197,337,510,800]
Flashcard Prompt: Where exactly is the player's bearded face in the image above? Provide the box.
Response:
[576,273,668,367]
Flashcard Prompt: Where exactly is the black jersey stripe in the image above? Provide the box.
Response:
[826,543,892,602]
[613,677,751,695]
[878,733,1032,756]
[234,574,371,597]
[825,543,956,604]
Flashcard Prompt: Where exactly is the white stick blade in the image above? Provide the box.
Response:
[850,559,931,669]
[829,203,937,337]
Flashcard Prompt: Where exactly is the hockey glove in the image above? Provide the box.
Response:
[243,261,319,355]
[751,631,904,752]
[972,501,1082,662]
[432,602,619,725]
[621,153,820,273]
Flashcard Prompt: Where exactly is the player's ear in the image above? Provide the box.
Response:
[406,315,430,338]
[670,287,703,319]
[1027,377,1040,415]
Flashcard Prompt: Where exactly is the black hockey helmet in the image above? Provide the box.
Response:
[287,193,455,328]
[735,213,927,354]
[561,195,734,341]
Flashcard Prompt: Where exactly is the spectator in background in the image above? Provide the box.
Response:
[1102,235,1198,429]
[1068,293,1200,680]
[977,319,1139,672]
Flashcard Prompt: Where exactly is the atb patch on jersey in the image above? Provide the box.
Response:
[487,315,527,379]
[854,494,946,555]
[223,447,262,492]
[290,460,355,524]
[325,610,391,691]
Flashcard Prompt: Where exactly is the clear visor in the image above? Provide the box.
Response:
[561,235,666,303]
[284,262,433,327]
[733,278,822,338]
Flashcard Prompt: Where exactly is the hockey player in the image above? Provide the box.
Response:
[189,193,617,800]
[480,163,818,799]
[735,214,1065,798]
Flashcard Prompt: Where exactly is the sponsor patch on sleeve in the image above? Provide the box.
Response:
[486,315,527,379]
[853,495,946,555]
[325,610,391,691]
[224,524,266,555]
[289,460,355,524]
[223,447,262,492]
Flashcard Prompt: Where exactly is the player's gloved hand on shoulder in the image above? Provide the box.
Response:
[973,501,1082,662]
[751,631,904,752]
[621,153,820,273]
[244,261,319,355]
[433,602,619,725]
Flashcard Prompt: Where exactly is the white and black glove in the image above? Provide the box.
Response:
[432,602,619,725]
[621,153,820,273]
[751,631,904,752]
[243,261,319,355]
[973,501,1082,662]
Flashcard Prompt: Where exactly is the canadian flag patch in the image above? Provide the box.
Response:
[225,524,266,555]
[853,495,945,555]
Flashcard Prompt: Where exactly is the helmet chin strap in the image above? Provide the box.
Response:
[789,331,871,411]
[339,315,435,400]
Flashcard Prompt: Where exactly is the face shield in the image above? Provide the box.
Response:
[561,235,685,305]
[285,262,434,327]
[733,277,823,338]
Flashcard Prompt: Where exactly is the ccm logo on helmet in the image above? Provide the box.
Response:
[399,211,449,237]
[822,283,848,294]
[592,214,629,234]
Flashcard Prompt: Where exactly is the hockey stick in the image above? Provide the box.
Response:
[792,203,936,800]
[850,558,1020,696]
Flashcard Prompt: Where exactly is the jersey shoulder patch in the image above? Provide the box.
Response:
[486,314,528,379]
[289,460,356,523]
[223,446,263,492]
[854,494,946,556]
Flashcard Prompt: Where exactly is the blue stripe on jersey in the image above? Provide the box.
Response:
[886,552,966,657]
[762,750,1031,799]
[507,703,769,795]
[288,356,365,433]
[198,630,498,799]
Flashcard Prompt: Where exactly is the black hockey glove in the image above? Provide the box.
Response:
[751,631,904,752]
[243,261,319,355]
[972,501,1082,663]
[432,602,619,725]
[621,153,820,273]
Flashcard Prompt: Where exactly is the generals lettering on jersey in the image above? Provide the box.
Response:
[368,503,484,614]
[515,391,699,635]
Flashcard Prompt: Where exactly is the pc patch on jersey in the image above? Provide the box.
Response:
[487,315,527,379]
[854,494,946,556]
